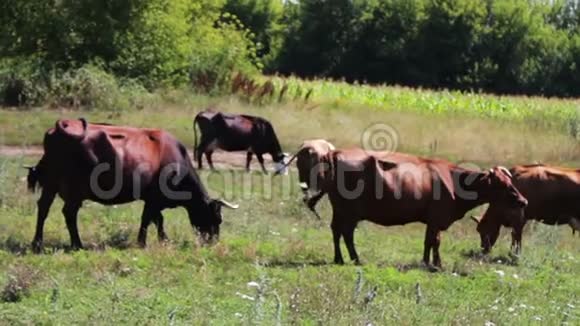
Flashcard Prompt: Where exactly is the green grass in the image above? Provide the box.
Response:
[0,81,579,323]
[0,156,578,324]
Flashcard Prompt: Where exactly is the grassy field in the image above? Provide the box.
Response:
[1,88,580,166]
[0,81,579,324]
[0,156,577,324]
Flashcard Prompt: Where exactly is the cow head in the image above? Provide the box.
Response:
[194,198,238,242]
[472,204,525,254]
[478,167,527,209]
[471,166,527,253]
[273,152,290,175]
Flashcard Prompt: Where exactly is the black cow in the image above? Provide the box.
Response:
[193,110,287,173]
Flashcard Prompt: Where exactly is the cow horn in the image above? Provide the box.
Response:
[22,165,35,170]
[470,215,481,224]
[497,166,512,178]
[218,199,239,209]
[298,182,309,190]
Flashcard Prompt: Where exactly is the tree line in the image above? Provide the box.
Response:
[2,0,580,104]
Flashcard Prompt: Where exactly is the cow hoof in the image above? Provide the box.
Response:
[334,258,345,265]
[31,242,43,254]
[353,259,362,266]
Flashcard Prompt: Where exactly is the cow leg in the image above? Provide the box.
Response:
[153,211,169,242]
[256,153,267,174]
[31,189,56,253]
[423,225,442,267]
[196,146,204,169]
[245,152,253,172]
[342,223,360,265]
[137,204,156,247]
[62,201,83,250]
[511,225,523,256]
[432,230,442,268]
[205,151,215,170]
[331,215,344,264]
[569,217,580,235]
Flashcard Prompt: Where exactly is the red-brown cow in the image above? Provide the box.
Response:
[318,148,527,268]
[472,164,580,254]
[26,118,237,252]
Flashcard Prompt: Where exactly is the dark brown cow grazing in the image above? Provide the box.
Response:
[472,164,580,254]
[193,110,287,173]
[26,118,238,253]
[275,139,335,219]
[318,148,527,268]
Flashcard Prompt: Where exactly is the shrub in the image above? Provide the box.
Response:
[0,60,154,111]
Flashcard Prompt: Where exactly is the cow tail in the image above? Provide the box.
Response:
[193,115,200,161]
[55,118,88,140]
[26,168,38,192]
[26,160,45,193]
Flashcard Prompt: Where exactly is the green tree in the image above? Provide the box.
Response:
[222,0,285,70]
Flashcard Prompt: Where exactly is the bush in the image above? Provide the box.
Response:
[0,61,154,111]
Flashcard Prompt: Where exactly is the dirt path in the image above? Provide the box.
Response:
[0,145,282,172]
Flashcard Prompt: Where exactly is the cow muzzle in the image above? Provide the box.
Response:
[274,161,288,175]
[515,197,528,208]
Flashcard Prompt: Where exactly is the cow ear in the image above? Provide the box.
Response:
[470,215,481,224]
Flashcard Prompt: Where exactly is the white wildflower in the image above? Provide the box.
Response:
[247,281,260,289]
[236,292,255,301]
[567,303,575,309]
[491,305,498,311]
[485,321,496,326]
[513,274,519,279]
[234,313,243,318]
[508,307,515,313]
[494,270,505,277]
[291,228,298,233]
[533,316,542,321]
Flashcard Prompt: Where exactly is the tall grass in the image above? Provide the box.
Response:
[264,76,580,137]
